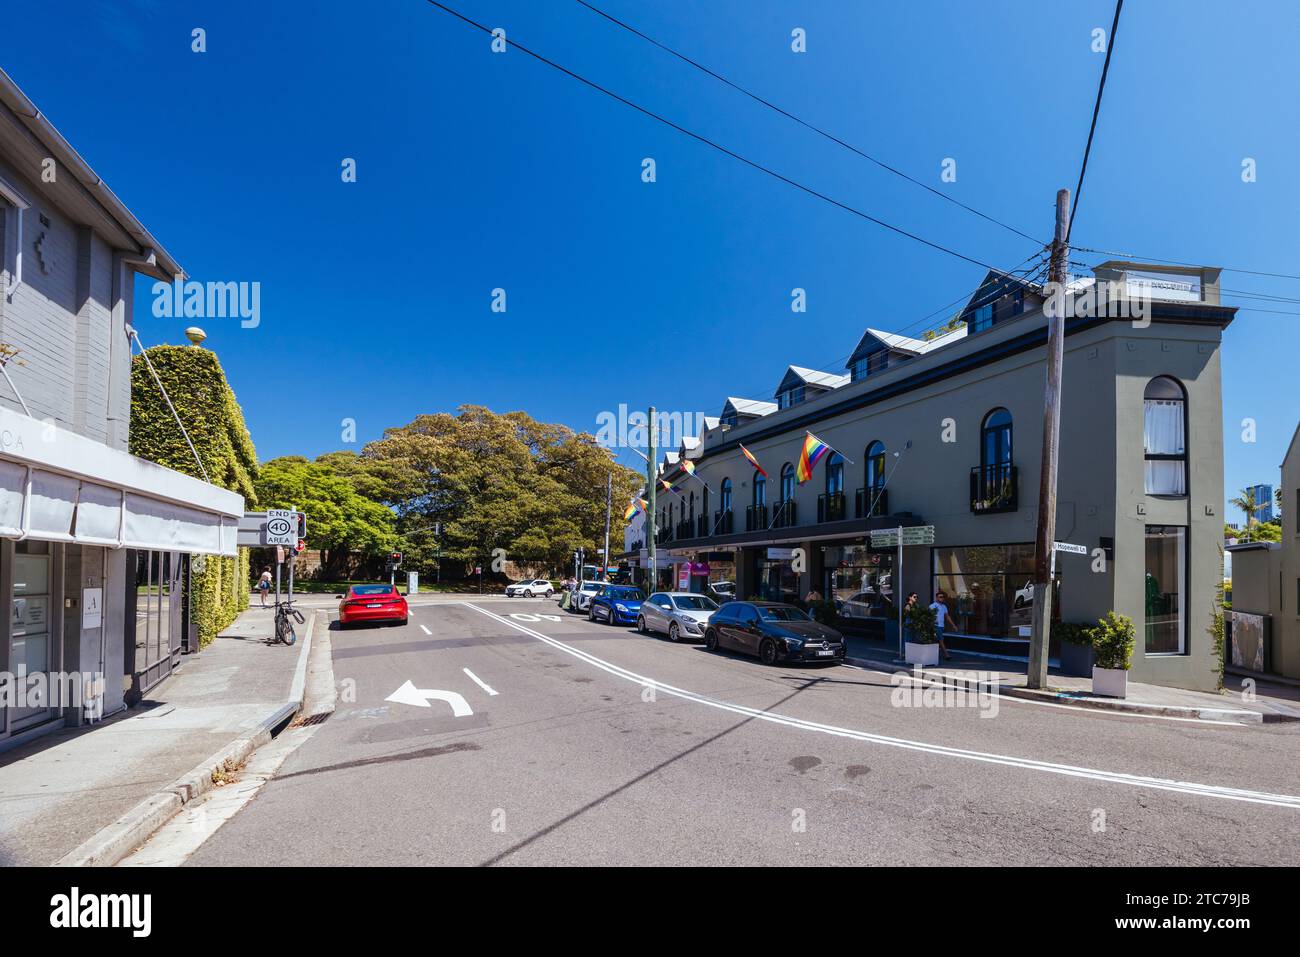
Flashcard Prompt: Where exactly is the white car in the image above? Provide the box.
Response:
[571,581,604,613]
[505,579,554,598]
[637,592,719,642]
[708,581,735,601]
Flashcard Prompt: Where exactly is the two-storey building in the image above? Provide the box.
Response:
[651,260,1233,692]
[0,68,243,749]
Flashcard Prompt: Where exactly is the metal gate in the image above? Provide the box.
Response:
[125,549,185,702]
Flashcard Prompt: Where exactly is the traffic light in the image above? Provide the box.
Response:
[390,552,402,567]
[297,512,307,539]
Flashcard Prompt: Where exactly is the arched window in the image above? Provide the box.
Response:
[866,441,887,489]
[981,408,1013,473]
[720,477,732,513]
[1144,377,1186,495]
[826,452,845,496]
[754,470,767,507]
[780,463,795,502]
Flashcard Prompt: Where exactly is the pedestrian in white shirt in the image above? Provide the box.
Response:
[929,590,952,660]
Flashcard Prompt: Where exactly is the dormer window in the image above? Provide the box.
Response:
[850,350,890,382]
[777,386,805,410]
[971,303,994,333]
[720,411,737,427]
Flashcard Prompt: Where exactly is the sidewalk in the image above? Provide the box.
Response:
[0,605,309,867]
[842,633,1300,725]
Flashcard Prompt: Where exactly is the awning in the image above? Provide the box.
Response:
[0,406,243,555]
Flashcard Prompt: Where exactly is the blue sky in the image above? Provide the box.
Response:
[7,0,1298,518]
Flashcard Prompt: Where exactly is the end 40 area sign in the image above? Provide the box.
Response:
[235,510,307,548]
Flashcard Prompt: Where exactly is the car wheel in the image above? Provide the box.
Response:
[760,638,779,666]
[524,589,533,598]
[606,611,618,626]
[589,606,597,622]
[704,628,719,652]
[668,622,680,643]
[636,615,647,634]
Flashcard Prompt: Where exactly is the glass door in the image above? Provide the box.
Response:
[11,547,53,728]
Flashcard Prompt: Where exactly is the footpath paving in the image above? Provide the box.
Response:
[0,605,310,867]
[842,634,1300,725]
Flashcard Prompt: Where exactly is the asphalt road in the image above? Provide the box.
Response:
[187,597,1300,866]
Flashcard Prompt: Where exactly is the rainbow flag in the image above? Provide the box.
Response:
[739,443,766,477]
[624,497,647,521]
[796,432,832,483]
[680,459,696,476]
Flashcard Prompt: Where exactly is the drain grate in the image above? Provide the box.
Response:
[295,711,332,727]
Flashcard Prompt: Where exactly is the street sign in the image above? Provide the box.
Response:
[870,525,935,548]
[1053,541,1088,555]
[264,508,298,546]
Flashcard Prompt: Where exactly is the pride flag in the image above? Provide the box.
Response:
[796,432,832,483]
[680,459,696,475]
[739,443,767,478]
[624,497,647,521]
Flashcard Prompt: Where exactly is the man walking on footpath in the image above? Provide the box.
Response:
[930,590,952,660]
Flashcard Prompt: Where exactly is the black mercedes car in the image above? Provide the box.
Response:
[703,601,846,666]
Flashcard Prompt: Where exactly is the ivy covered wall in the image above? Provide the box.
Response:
[130,345,258,646]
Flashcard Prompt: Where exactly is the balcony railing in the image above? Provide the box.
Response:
[771,499,797,529]
[713,509,734,535]
[675,519,694,540]
[655,526,673,545]
[697,515,709,538]
[817,491,847,523]
[854,486,888,518]
[970,464,1018,514]
[746,504,768,531]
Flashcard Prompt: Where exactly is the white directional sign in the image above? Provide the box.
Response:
[1053,541,1089,555]
[264,508,298,546]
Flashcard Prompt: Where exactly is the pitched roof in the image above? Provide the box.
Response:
[722,396,778,418]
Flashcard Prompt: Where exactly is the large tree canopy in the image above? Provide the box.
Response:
[255,456,397,575]
[355,406,641,570]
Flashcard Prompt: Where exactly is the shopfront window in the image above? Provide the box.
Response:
[1144,525,1185,654]
[825,544,894,620]
[756,551,799,603]
[10,543,53,728]
[932,544,1057,638]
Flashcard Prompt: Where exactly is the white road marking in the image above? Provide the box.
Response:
[420,624,432,635]
[463,668,498,696]
[460,602,1300,810]
[385,680,473,716]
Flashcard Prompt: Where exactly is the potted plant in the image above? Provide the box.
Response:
[1056,621,1095,678]
[903,602,939,666]
[1089,611,1135,698]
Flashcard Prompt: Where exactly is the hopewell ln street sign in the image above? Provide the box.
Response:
[870,525,935,548]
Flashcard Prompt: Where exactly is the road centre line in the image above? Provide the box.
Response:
[420,624,432,635]
[459,602,1300,810]
[463,668,498,696]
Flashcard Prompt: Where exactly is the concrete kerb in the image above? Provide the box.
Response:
[844,655,1273,726]
[54,611,318,867]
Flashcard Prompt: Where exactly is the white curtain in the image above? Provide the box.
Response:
[1145,460,1185,496]
[1144,399,1184,454]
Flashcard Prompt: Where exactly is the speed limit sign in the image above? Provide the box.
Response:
[264,509,298,546]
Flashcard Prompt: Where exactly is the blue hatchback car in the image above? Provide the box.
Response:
[589,585,644,626]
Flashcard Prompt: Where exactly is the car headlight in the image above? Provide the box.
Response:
[683,619,702,632]
[615,604,628,613]
[784,636,803,649]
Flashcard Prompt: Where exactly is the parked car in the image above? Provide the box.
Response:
[589,585,644,625]
[1014,579,1034,608]
[506,578,554,598]
[637,592,719,642]
[337,583,409,628]
[571,580,604,613]
[703,601,845,665]
[840,590,893,620]
[708,581,736,601]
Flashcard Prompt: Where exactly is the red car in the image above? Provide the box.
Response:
[338,584,409,628]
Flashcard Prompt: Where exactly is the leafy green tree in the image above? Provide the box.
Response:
[1229,487,1262,540]
[255,456,397,578]
[357,406,640,574]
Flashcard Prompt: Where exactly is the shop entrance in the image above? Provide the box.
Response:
[9,542,55,731]
[125,549,185,703]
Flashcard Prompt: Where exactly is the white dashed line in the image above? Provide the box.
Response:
[463,668,498,696]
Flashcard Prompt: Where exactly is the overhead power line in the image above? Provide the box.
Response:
[1067,0,1123,243]
[424,0,1003,271]
[572,0,1045,245]
[1073,243,1300,283]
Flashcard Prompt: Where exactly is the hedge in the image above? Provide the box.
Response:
[130,345,258,646]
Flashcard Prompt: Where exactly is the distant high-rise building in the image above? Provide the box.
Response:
[1248,483,1276,523]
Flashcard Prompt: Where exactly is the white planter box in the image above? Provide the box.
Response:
[905,642,940,667]
[1092,666,1128,698]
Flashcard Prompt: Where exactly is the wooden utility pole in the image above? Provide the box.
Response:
[1027,188,1070,689]
[646,406,657,592]
[601,471,612,580]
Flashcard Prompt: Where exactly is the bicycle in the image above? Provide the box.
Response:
[273,598,305,646]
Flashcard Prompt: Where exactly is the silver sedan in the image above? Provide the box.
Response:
[637,592,720,642]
